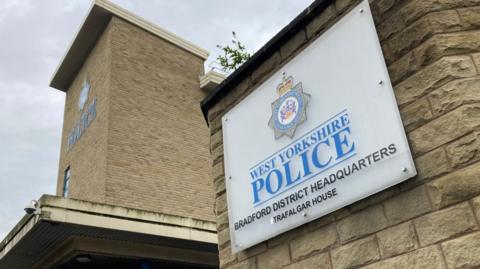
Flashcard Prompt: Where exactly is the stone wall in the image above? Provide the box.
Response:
[207,0,480,268]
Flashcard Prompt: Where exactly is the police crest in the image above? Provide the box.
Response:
[268,73,310,139]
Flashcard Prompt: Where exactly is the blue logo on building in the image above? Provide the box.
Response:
[67,79,97,151]
[78,78,90,111]
[268,73,310,139]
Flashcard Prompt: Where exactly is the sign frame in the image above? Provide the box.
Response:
[222,0,416,253]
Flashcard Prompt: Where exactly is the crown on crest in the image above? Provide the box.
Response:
[277,73,294,96]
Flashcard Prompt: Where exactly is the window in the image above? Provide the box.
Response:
[63,166,71,197]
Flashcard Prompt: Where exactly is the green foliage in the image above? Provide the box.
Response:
[216,31,251,72]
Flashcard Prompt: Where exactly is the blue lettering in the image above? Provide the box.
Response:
[250,169,259,181]
[340,113,349,126]
[283,160,301,186]
[66,98,98,151]
[249,110,356,206]
[333,127,355,160]
[300,149,312,177]
[265,169,283,194]
[251,178,264,204]
[312,139,332,168]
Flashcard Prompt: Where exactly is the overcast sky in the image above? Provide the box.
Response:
[0,0,314,239]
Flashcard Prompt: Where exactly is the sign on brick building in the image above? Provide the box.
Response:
[222,1,417,253]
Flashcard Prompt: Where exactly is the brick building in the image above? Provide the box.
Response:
[201,0,480,268]
[0,0,221,268]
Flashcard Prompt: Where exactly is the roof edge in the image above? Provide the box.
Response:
[1,194,218,255]
[200,70,227,92]
[94,0,209,60]
[200,0,333,123]
[50,0,209,91]
[49,1,97,91]
[39,195,217,232]
[0,211,35,255]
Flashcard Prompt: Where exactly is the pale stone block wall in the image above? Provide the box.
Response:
[207,0,480,268]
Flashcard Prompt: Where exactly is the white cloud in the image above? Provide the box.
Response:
[0,0,33,24]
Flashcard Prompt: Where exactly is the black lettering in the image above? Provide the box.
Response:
[350,163,359,173]
[365,154,373,165]
[358,158,366,169]
[329,174,336,184]
[336,169,345,179]
[379,147,389,159]
[388,143,397,154]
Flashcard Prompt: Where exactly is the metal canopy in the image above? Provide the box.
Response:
[0,195,218,269]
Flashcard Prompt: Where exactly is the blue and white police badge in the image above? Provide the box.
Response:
[268,73,310,139]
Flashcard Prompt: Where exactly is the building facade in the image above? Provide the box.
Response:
[54,4,214,223]
[202,0,480,268]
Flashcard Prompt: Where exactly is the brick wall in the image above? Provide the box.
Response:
[56,21,113,203]
[207,0,480,268]
[58,17,215,222]
[105,17,214,221]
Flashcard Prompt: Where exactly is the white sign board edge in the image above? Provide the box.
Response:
[222,0,416,254]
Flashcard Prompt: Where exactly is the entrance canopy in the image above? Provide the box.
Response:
[0,195,218,269]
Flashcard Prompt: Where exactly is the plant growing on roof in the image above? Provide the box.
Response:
[216,31,251,72]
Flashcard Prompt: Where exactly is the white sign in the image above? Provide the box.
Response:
[222,0,416,253]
